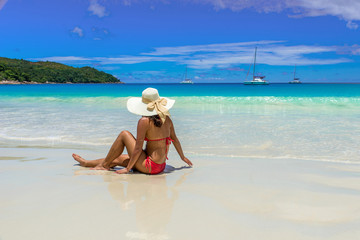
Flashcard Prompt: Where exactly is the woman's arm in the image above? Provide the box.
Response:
[120,117,149,173]
[169,118,193,167]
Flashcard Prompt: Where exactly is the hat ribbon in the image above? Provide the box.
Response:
[142,97,170,123]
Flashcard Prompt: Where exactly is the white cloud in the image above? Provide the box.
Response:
[191,0,360,22]
[145,41,284,56]
[31,41,352,69]
[346,21,358,30]
[32,56,91,62]
[353,49,360,55]
[352,46,360,55]
[289,0,360,21]
[121,0,360,28]
[191,0,287,12]
[119,0,169,7]
[93,56,178,64]
[88,0,107,18]
[146,42,350,68]
[132,70,165,75]
[0,0,8,11]
[337,44,360,55]
[181,50,350,69]
[71,27,84,37]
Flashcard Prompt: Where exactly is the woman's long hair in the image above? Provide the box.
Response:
[149,115,162,127]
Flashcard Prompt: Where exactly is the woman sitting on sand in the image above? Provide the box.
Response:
[72,87,192,174]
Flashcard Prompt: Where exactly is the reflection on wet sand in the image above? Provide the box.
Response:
[75,164,192,240]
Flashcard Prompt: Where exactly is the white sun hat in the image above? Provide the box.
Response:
[127,88,175,122]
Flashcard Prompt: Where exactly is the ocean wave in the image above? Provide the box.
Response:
[0,134,111,149]
[174,96,360,106]
[2,96,360,107]
[1,96,128,107]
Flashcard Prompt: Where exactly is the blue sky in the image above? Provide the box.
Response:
[1,0,360,83]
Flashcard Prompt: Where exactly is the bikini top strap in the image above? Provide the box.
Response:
[145,137,173,144]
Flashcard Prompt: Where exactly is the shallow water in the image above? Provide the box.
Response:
[1,84,359,164]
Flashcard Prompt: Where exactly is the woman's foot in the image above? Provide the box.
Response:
[92,164,110,170]
[72,153,88,167]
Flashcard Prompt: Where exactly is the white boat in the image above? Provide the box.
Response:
[244,47,269,85]
[289,65,301,84]
[180,79,193,84]
[180,66,193,84]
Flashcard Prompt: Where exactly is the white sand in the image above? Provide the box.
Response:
[1,147,360,240]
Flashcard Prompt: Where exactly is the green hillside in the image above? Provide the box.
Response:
[0,57,122,83]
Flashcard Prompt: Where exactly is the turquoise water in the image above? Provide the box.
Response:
[1,83,360,97]
[1,83,360,164]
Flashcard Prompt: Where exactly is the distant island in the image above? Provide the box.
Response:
[0,57,123,84]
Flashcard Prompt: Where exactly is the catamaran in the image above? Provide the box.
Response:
[289,64,301,84]
[180,65,193,84]
[244,47,269,85]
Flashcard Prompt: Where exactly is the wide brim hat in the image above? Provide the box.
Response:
[127,87,175,117]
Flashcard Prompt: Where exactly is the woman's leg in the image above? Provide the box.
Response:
[93,130,145,170]
[110,155,130,168]
[73,130,150,173]
[100,130,134,169]
[72,154,103,167]
[73,130,134,169]
[72,153,130,168]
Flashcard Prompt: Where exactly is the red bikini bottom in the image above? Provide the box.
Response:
[145,156,166,175]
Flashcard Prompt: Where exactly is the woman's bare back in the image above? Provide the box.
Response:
[144,116,172,164]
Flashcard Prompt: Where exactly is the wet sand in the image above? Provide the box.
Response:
[1,147,360,240]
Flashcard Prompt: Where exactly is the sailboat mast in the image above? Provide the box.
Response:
[185,65,188,79]
[294,64,296,80]
[253,47,257,79]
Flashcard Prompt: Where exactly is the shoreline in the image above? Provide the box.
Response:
[0,80,125,85]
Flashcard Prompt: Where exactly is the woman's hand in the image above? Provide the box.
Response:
[182,157,193,167]
[115,168,130,174]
